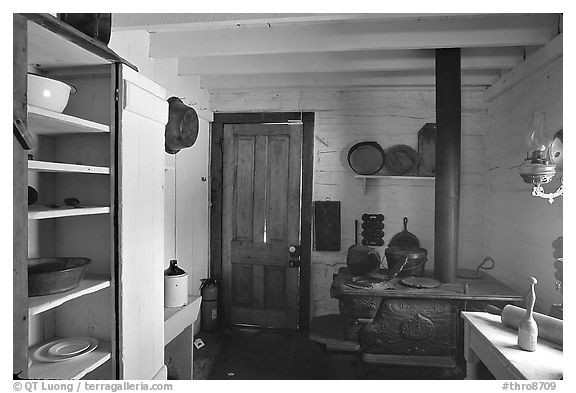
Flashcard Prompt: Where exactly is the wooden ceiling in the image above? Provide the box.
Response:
[112,13,562,91]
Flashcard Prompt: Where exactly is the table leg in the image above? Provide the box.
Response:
[464,321,479,380]
[466,358,478,380]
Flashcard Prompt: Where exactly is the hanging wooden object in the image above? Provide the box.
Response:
[314,201,341,251]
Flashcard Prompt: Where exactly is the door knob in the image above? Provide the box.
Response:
[288,245,301,258]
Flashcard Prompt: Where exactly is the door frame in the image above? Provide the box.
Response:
[211,112,314,331]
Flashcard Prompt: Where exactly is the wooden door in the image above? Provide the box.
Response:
[223,123,302,329]
[117,65,168,379]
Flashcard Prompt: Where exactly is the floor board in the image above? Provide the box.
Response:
[192,326,493,380]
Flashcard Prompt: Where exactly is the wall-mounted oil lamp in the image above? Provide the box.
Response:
[518,112,563,204]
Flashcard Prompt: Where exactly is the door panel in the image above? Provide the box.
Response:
[223,123,302,329]
[118,65,167,379]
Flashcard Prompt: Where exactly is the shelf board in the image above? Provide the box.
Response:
[27,105,110,136]
[356,175,435,193]
[28,160,110,174]
[28,206,110,220]
[29,275,111,316]
[164,295,202,345]
[355,175,435,180]
[25,13,136,71]
[28,339,111,380]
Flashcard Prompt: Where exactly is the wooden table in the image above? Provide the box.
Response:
[462,312,562,380]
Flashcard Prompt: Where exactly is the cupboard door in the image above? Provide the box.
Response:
[117,65,168,379]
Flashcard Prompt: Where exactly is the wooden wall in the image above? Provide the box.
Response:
[210,88,490,317]
[483,57,563,313]
[109,31,213,334]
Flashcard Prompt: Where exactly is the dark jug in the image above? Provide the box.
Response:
[58,14,112,45]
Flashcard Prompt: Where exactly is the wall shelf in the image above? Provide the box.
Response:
[27,105,110,136]
[28,339,111,380]
[355,175,435,192]
[164,296,202,345]
[28,160,110,174]
[28,206,110,220]
[29,276,111,316]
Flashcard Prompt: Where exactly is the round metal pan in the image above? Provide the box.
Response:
[348,142,386,175]
[388,217,420,248]
[384,144,419,175]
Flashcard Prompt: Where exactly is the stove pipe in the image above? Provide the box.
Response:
[434,48,461,283]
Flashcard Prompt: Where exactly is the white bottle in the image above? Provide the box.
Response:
[518,277,538,351]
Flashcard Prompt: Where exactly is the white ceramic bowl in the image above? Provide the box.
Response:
[28,74,76,113]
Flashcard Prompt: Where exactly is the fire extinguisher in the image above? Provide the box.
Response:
[200,278,218,332]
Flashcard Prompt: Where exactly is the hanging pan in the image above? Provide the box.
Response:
[347,142,385,175]
[388,217,420,249]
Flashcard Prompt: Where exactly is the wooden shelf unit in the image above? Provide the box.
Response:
[29,276,111,316]
[16,14,167,380]
[27,105,110,136]
[28,340,111,380]
[28,206,110,220]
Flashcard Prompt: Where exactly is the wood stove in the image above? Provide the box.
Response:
[328,268,522,367]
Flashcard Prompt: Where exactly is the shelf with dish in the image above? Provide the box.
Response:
[29,275,111,316]
[28,338,111,380]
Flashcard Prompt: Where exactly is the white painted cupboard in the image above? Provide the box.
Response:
[14,14,167,380]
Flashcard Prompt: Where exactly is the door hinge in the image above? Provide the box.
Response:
[115,88,119,102]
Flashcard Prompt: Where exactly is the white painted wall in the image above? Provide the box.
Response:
[210,87,490,317]
[109,30,212,334]
[483,57,563,314]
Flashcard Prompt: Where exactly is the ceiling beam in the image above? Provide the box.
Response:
[112,13,491,32]
[150,14,558,58]
[178,47,523,76]
[200,70,500,90]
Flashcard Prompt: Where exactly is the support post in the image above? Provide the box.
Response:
[434,48,461,283]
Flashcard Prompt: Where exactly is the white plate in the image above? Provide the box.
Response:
[33,337,98,363]
[47,338,91,357]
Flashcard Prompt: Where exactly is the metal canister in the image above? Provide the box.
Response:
[200,279,218,332]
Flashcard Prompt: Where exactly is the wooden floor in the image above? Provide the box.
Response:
[192,326,495,380]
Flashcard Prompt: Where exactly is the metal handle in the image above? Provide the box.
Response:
[13,117,36,150]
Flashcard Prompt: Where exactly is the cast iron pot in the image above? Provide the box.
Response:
[384,246,427,277]
[346,245,381,276]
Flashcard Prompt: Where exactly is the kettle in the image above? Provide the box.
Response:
[164,260,188,308]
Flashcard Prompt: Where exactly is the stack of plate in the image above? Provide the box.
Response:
[32,337,98,363]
